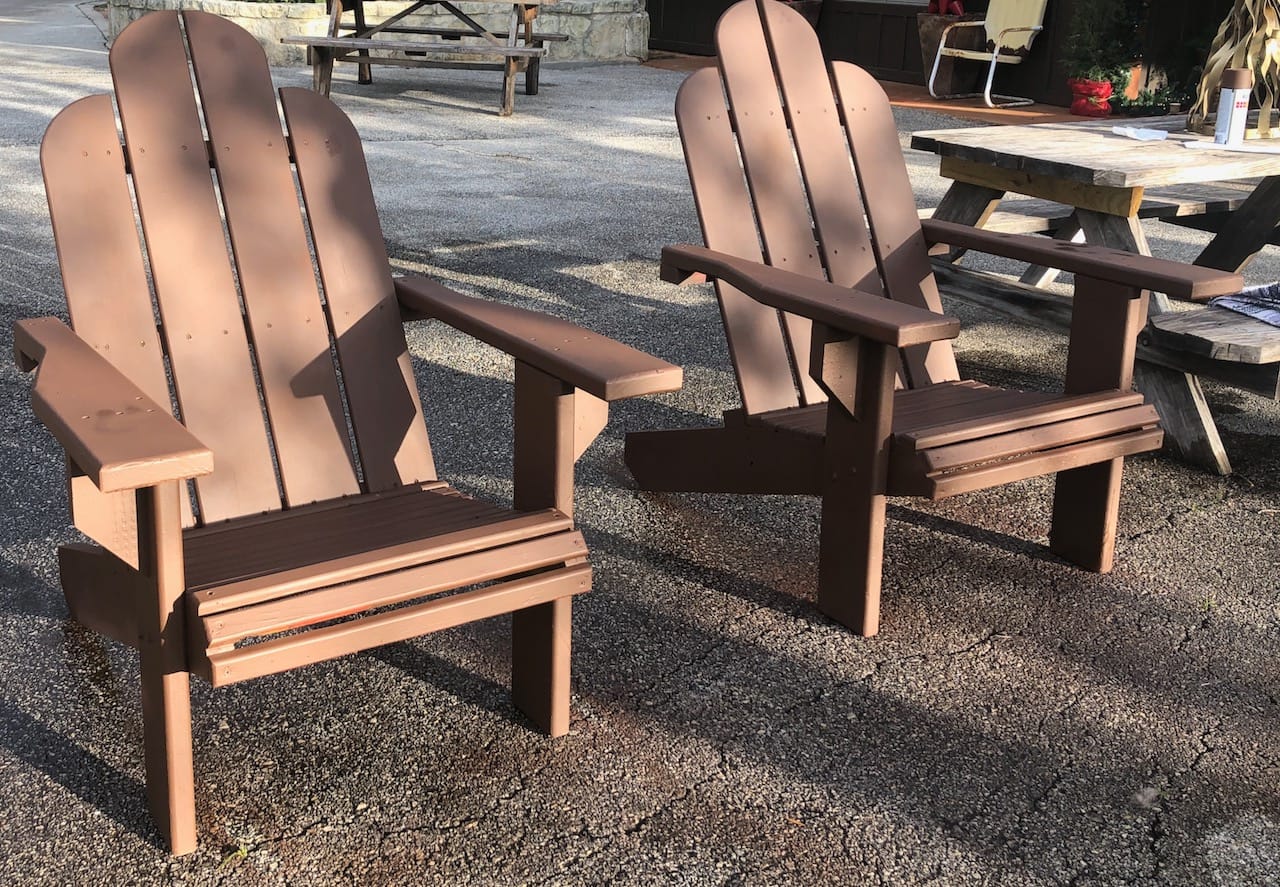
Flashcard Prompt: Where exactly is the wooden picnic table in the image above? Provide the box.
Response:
[911,116,1280,474]
[284,0,565,116]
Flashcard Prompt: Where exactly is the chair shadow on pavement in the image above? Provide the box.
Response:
[0,692,163,851]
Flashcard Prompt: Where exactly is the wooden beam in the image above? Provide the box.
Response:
[940,156,1144,218]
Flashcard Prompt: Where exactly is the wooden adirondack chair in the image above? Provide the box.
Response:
[16,10,679,855]
[625,0,1241,637]
[927,0,1048,108]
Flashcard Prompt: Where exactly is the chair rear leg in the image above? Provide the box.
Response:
[511,597,571,736]
[1048,458,1123,573]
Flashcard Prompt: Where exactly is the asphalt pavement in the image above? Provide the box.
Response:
[0,3,1277,884]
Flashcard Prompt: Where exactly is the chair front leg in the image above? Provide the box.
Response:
[810,326,898,637]
[1049,276,1149,572]
[135,481,198,855]
[511,361,592,736]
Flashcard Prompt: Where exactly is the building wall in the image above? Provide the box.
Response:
[107,0,649,64]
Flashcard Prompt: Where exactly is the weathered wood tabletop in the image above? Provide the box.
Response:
[911,116,1280,474]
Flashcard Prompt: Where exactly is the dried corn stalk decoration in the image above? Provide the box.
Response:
[1189,0,1280,137]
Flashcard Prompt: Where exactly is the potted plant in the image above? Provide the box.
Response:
[1060,0,1146,117]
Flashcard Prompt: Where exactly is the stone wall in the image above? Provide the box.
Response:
[107,1,649,65]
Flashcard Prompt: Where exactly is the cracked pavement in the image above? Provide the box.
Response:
[0,2,1278,884]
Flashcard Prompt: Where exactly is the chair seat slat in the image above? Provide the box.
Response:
[919,405,1159,472]
[200,564,591,687]
[186,485,568,603]
[200,530,585,645]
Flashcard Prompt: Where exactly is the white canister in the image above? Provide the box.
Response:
[1214,68,1253,145]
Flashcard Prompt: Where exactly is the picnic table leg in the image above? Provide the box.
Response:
[312,47,335,97]
[1194,175,1280,272]
[351,0,373,85]
[500,57,518,116]
[1019,214,1083,288]
[1077,209,1233,475]
[521,5,541,95]
[930,180,1004,261]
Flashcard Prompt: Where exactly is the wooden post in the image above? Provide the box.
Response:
[810,326,897,637]
[1048,275,1146,572]
[135,481,197,855]
[521,3,541,95]
[351,0,373,84]
[510,361,574,735]
[929,180,1005,261]
[1077,209,1232,474]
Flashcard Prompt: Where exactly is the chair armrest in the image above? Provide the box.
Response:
[395,276,681,402]
[661,244,961,348]
[14,317,213,493]
[921,219,1243,300]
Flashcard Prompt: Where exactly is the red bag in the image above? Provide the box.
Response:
[927,1,965,13]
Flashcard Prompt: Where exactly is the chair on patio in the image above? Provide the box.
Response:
[16,10,679,854]
[927,0,1047,108]
[624,0,1240,636]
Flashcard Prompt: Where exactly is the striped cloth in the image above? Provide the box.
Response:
[1210,281,1280,327]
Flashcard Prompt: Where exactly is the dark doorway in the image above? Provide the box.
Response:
[648,0,735,55]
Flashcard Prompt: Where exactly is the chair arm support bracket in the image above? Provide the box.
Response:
[14,317,213,493]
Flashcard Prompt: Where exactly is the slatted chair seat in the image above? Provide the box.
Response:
[625,0,1240,637]
[748,384,1161,497]
[16,9,679,855]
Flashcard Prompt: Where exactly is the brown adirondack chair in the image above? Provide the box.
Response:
[625,0,1241,637]
[16,11,679,855]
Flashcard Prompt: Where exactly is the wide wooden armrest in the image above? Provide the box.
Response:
[14,317,213,493]
[661,244,961,347]
[394,276,682,402]
[921,219,1242,300]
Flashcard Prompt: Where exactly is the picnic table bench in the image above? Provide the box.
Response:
[284,0,566,115]
[912,118,1280,474]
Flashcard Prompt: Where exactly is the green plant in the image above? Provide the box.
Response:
[1117,85,1179,114]
[1060,0,1147,92]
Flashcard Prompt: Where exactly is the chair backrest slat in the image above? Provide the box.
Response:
[985,0,1048,53]
[110,12,282,523]
[715,0,827,406]
[185,11,363,507]
[46,10,441,524]
[281,87,437,491]
[830,60,959,385]
[686,0,961,400]
[675,69,801,415]
[40,95,195,526]
[755,0,881,296]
